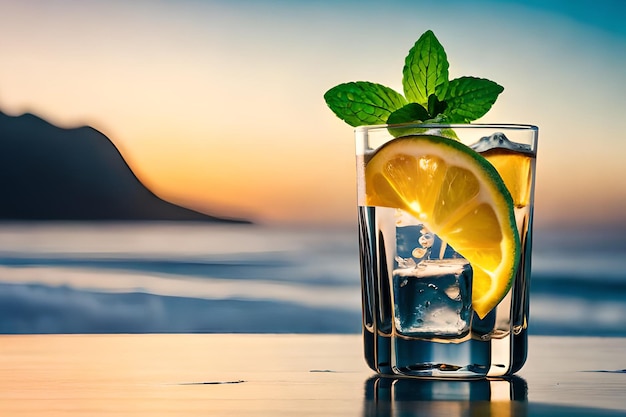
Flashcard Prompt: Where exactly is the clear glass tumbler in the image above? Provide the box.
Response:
[357,124,538,378]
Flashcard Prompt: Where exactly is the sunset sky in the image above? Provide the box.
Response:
[1,0,625,227]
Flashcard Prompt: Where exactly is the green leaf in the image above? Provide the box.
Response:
[387,103,430,125]
[443,76,504,123]
[386,103,431,137]
[324,82,407,127]
[402,30,449,106]
[427,94,447,117]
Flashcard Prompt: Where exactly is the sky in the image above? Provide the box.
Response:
[1,0,625,228]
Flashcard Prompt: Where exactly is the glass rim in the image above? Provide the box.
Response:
[354,123,538,133]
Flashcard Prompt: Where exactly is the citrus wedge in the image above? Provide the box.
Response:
[365,135,520,318]
[481,148,534,208]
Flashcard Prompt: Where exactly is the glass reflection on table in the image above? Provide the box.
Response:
[363,375,528,417]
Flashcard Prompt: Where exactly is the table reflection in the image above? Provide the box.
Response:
[363,376,528,417]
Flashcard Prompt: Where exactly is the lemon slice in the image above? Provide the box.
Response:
[481,148,533,208]
[365,135,520,318]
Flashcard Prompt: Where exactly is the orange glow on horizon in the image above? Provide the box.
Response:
[1,1,625,227]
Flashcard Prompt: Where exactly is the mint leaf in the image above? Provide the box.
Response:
[387,103,430,125]
[442,77,504,123]
[324,82,407,127]
[386,103,430,137]
[427,94,447,117]
[402,30,449,106]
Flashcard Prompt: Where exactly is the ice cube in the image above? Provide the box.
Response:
[470,132,532,154]
[392,259,472,338]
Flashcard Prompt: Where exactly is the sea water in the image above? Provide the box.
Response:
[0,221,624,336]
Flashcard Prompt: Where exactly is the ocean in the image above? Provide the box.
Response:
[0,222,625,336]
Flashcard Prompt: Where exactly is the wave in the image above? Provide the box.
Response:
[1,278,625,336]
[0,254,357,287]
[0,282,362,334]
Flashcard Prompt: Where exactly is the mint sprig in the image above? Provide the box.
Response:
[324,30,503,128]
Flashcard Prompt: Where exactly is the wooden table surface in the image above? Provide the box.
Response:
[0,334,625,416]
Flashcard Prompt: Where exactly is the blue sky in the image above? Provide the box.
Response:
[0,0,625,227]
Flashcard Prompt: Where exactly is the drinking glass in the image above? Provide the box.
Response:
[356,124,538,378]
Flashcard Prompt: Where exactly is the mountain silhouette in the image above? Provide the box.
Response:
[0,110,250,223]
